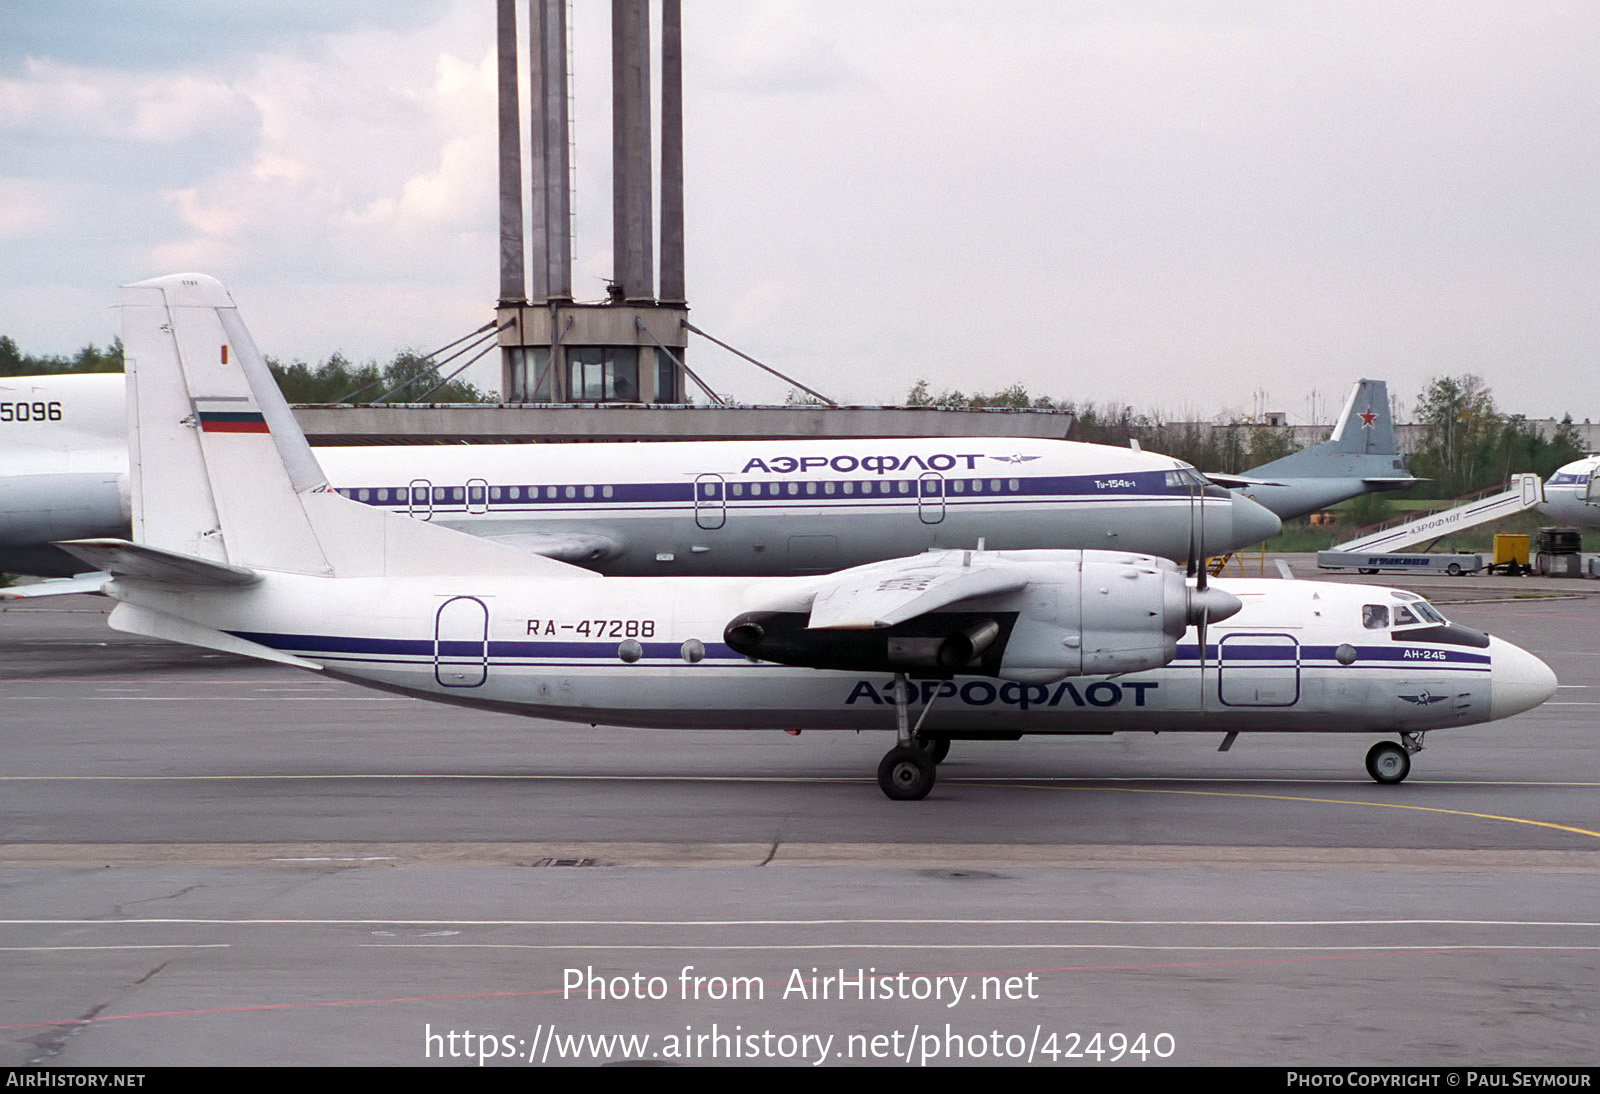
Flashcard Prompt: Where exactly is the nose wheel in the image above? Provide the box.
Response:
[1365,741,1411,784]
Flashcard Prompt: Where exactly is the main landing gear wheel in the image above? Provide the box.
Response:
[916,734,951,764]
[878,745,937,801]
[1365,741,1411,785]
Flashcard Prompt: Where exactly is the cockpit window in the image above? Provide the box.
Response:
[1413,601,1446,624]
[1362,605,1389,629]
[1393,605,1420,626]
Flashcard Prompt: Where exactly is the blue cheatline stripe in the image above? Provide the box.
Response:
[331,470,1200,510]
[230,631,1486,673]
[227,631,743,662]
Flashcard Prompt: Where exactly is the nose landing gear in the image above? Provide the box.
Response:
[1365,732,1424,785]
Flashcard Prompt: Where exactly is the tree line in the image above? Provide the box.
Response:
[5,334,1584,496]
[907,375,1587,498]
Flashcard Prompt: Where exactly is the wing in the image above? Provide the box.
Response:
[805,552,1029,630]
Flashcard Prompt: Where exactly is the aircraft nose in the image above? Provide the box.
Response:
[1488,637,1558,721]
[1228,493,1281,549]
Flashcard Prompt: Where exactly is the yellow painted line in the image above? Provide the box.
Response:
[975,783,1600,842]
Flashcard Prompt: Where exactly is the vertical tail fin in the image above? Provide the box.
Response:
[122,274,333,573]
[1326,379,1397,456]
[120,273,580,580]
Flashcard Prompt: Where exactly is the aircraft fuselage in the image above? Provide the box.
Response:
[104,572,1549,738]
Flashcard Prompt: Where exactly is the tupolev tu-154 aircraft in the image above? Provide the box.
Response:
[3,380,1281,581]
[56,275,1556,799]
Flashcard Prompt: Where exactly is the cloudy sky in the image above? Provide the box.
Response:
[3,1,1598,422]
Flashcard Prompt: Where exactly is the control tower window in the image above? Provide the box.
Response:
[568,347,640,403]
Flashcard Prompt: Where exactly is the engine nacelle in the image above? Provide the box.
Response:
[724,610,1014,676]
[725,551,1240,683]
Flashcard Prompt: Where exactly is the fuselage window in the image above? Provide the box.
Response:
[897,480,910,494]
[823,481,835,495]
[377,489,388,502]
[990,479,1001,492]
[564,486,576,499]
[603,485,613,498]
[452,487,464,502]
[731,483,743,497]
[583,485,595,499]
[432,487,445,502]
[1009,479,1020,491]
[1363,605,1389,629]
[489,487,500,501]
[750,483,762,497]
[805,482,817,496]
[952,480,965,494]
[842,481,855,495]
[546,486,557,500]
[971,479,983,493]
[357,488,369,501]
[787,482,799,496]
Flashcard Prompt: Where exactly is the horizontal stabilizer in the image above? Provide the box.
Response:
[807,553,1029,630]
[1201,473,1285,489]
[108,602,320,669]
[0,572,111,600]
[482,531,621,565]
[55,538,260,587]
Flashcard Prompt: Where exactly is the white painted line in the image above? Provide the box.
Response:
[3,917,1597,928]
[0,944,230,952]
[359,942,1600,953]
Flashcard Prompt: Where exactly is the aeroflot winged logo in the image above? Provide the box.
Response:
[1398,690,1448,706]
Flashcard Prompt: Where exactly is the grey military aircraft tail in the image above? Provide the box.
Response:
[1208,379,1422,520]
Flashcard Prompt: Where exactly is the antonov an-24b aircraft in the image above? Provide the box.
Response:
[55,275,1556,800]
[2,380,1283,580]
